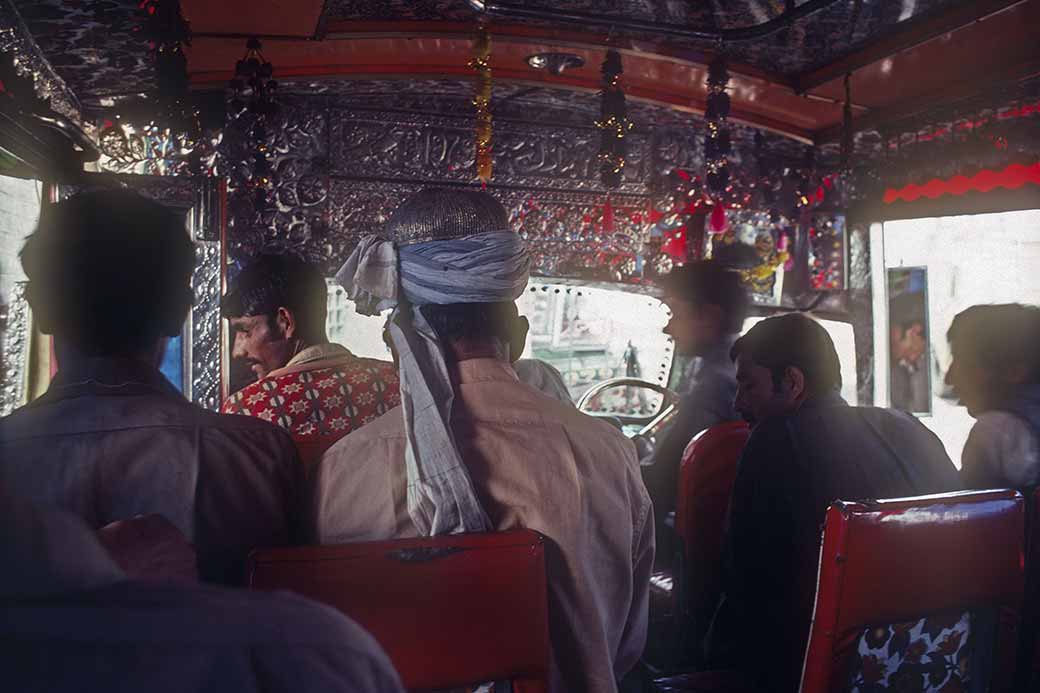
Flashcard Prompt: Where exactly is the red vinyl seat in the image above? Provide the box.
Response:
[673,422,750,659]
[800,489,1026,693]
[247,529,550,692]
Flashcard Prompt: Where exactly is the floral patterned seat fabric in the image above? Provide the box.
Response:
[845,610,972,692]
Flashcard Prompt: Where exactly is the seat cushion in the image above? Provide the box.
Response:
[844,610,972,692]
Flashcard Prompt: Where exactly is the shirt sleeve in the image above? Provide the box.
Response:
[961,412,1040,489]
[615,475,655,679]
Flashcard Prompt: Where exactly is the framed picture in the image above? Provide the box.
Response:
[887,267,931,414]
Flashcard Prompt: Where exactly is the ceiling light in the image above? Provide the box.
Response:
[526,52,585,76]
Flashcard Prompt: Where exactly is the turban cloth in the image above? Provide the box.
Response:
[336,227,530,536]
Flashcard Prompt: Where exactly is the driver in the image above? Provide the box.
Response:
[308,188,654,693]
[638,261,749,545]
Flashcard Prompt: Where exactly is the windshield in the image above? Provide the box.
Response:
[326,278,677,411]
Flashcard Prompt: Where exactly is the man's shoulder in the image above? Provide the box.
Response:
[325,405,406,454]
[188,403,298,457]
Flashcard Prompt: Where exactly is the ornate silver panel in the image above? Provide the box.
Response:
[0,281,30,416]
[190,240,221,411]
[330,109,650,194]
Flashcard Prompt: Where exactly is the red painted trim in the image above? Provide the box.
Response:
[883,162,1040,204]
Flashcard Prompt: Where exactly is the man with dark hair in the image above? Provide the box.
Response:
[639,261,748,545]
[221,254,400,449]
[0,190,299,585]
[704,313,960,691]
[946,303,1040,489]
[311,188,654,693]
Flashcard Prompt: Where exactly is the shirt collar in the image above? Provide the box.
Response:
[284,343,353,369]
[453,358,520,385]
[42,357,181,402]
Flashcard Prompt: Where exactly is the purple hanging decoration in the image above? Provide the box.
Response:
[704,52,731,197]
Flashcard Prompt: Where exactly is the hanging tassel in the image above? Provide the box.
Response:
[602,194,615,233]
[470,25,493,183]
[840,72,853,172]
[709,203,728,234]
[596,49,632,189]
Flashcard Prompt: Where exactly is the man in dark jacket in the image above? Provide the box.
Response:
[705,313,961,692]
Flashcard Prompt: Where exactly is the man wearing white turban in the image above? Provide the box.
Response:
[308,188,654,693]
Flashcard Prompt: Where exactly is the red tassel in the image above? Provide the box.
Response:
[816,186,826,203]
[603,196,615,233]
[709,204,727,234]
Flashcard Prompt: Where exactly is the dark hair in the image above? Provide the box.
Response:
[221,254,328,341]
[890,291,926,333]
[659,260,749,333]
[947,304,1040,384]
[420,302,519,345]
[730,313,842,396]
[20,189,194,353]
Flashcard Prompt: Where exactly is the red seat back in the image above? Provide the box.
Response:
[248,529,550,691]
[800,489,1026,693]
[674,421,749,587]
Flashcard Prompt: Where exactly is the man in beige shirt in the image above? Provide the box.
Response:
[311,188,654,693]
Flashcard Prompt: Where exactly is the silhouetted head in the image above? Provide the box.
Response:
[945,303,1040,416]
[20,190,194,360]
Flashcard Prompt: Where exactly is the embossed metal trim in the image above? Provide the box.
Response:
[0,0,82,124]
[0,281,31,416]
[190,240,221,411]
[330,108,650,195]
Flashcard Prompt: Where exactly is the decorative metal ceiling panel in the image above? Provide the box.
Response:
[13,0,152,99]
[322,0,958,77]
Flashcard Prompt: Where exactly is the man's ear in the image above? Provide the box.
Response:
[274,306,297,339]
[783,365,807,400]
[510,315,530,363]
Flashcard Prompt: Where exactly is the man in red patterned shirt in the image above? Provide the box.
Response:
[221,255,400,458]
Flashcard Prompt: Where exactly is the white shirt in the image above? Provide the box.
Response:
[961,411,1040,488]
[309,358,654,693]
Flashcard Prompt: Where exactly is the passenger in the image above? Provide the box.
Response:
[0,190,299,584]
[513,358,575,406]
[1,493,404,692]
[310,188,654,693]
[638,262,748,538]
[705,313,960,692]
[945,303,1040,489]
[221,254,401,440]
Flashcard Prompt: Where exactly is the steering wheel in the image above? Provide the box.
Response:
[576,377,679,439]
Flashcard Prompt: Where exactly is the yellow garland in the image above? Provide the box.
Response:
[469,27,493,183]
